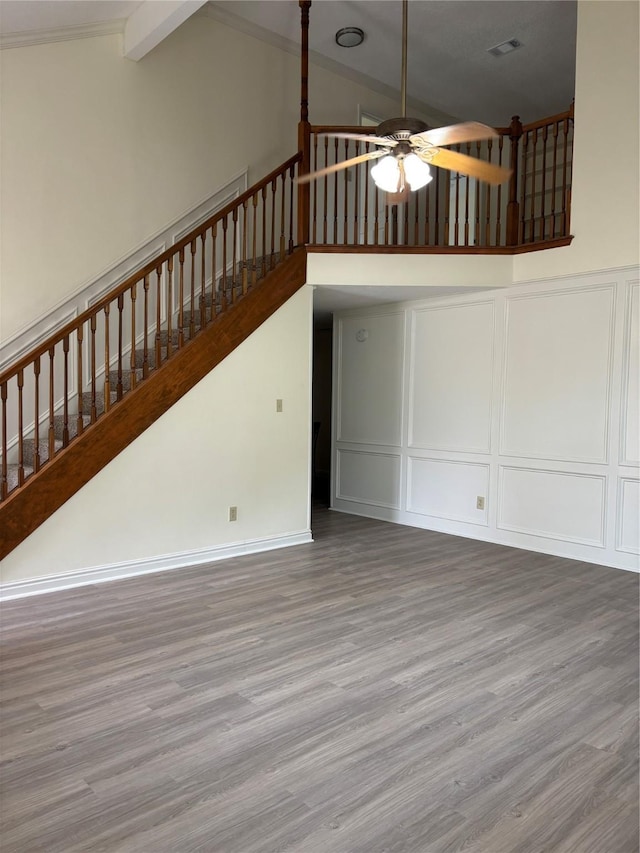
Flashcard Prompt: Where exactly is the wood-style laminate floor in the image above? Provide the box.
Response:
[1,507,638,852]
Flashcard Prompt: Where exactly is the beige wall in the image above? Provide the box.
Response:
[0,13,443,343]
[514,0,639,281]
[0,286,313,586]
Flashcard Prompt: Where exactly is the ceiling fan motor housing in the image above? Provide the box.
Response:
[376,116,429,140]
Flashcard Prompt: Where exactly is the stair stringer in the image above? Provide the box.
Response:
[0,248,308,560]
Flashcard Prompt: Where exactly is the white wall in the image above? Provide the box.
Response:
[0,12,443,343]
[0,287,313,594]
[332,268,639,572]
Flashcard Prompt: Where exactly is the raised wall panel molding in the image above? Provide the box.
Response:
[497,465,606,547]
[617,478,640,555]
[407,456,490,526]
[336,311,405,447]
[336,448,401,509]
[408,300,495,454]
[620,280,640,467]
[499,283,616,464]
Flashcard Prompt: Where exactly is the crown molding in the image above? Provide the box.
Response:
[0,19,125,51]
[198,4,457,127]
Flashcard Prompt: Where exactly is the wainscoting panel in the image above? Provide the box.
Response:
[407,457,489,525]
[501,285,615,463]
[336,449,401,509]
[617,478,639,555]
[498,466,606,547]
[336,312,404,446]
[408,301,494,453]
[621,280,639,466]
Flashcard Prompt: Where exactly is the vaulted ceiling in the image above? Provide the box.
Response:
[0,1,576,126]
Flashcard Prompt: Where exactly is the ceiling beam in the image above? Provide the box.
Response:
[124,0,208,61]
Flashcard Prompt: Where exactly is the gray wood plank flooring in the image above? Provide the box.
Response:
[1,507,638,852]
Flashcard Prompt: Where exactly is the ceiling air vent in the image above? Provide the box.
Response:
[487,38,522,57]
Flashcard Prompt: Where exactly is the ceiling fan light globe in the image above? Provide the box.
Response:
[371,156,402,193]
[404,153,432,190]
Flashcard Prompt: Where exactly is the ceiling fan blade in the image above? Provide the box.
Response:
[296,149,386,184]
[319,132,396,147]
[411,121,498,148]
[426,148,512,185]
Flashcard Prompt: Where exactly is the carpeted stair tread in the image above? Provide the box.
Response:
[22,437,64,467]
[6,463,34,492]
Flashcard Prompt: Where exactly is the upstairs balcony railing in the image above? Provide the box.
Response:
[303,105,573,251]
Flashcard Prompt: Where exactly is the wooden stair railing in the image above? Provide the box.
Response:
[304,105,574,251]
[0,154,303,557]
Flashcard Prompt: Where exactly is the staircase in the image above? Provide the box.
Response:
[0,154,306,559]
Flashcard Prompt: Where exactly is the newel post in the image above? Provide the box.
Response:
[506,115,523,245]
[297,0,311,247]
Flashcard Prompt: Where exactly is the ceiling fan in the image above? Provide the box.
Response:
[297,0,512,195]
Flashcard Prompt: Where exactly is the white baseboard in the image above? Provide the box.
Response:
[0,530,313,601]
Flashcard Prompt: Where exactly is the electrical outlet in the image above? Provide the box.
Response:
[228,506,238,522]
[476,496,485,511]
[276,399,283,413]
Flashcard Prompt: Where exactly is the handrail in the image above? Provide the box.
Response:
[305,106,574,250]
[1,152,302,501]
[0,152,302,384]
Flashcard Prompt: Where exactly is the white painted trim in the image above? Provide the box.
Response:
[0,20,125,51]
[0,530,313,601]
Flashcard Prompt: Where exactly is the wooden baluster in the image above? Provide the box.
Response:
[453,156,460,246]
[384,195,390,245]
[296,0,311,247]
[354,141,360,245]
[76,325,84,436]
[1,382,7,498]
[424,179,431,245]
[177,250,185,349]
[211,224,217,314]
[242,200,249,294]
[484,138,493,246]
[288,162,295,253]
[261,185,267,278]
[435,166,441,245]
[312,133,318,243]
[464,144,471,245]
[232,206,239,298]
[130,282,137,389]
[48,347,55,459]
[200,237,207,324]
[496,135,504,245]
[561,116,570,236]
[540,124,548,240]
[90,313,97,422]
[104,304,111,413]
[505,116,523,245]
[392,204,399,245]
[403,197,409,245]
[333,138,339,243]
[551,121,559,238]
[117,294,124,400]
[413,187,420,245]
[33,356,41,472]
[142,276,150,378]
[222,214,229,310]
[280,172,286,259]
[16,369,24,486]
[252,195,258,290]
[373,183,380,246]
[62,336,70,446]
[155,267,162,369]
[189,241,196,335]
[474,142,481,245]
[343,140,349,244]
[363,144,370,246]
[323,137,329,244]
[519,131,528,244]
[529,128,538,242]
[270,179,277,268]
[163,258,172,354]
